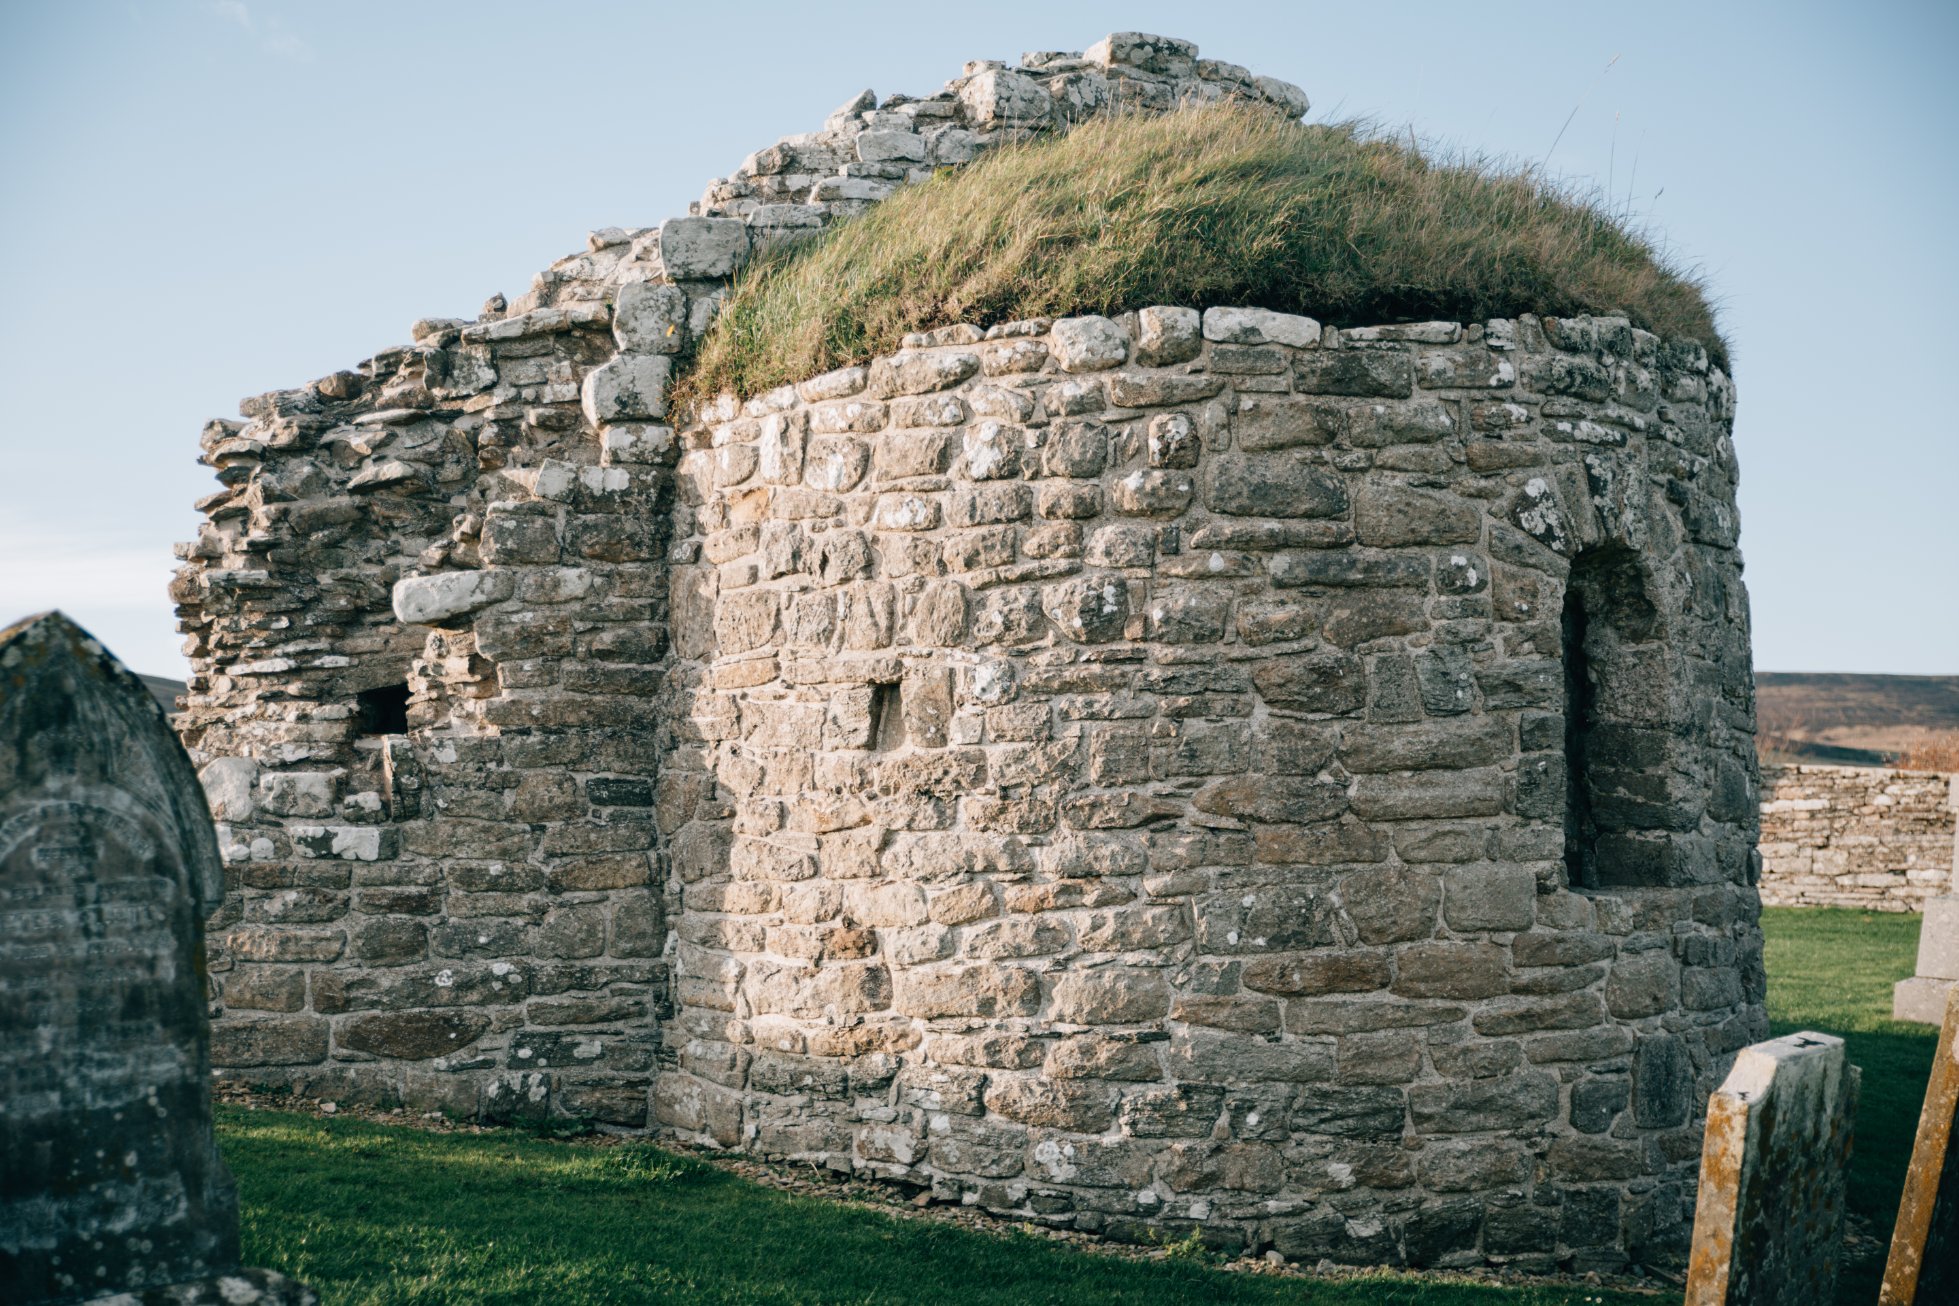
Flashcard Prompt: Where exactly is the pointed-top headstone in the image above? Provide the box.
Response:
[0,612,311,1305]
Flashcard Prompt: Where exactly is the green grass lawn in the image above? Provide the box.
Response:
[217,907,1938,1306]
[220,1112,1654,1306]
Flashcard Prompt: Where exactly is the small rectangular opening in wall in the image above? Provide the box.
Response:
[356,683,411,735]
[868,681,905,751]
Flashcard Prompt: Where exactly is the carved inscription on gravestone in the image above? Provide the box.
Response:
[1685,1030,1858,1306]
[1882,986,1959,1304]
[0,613,312,1305]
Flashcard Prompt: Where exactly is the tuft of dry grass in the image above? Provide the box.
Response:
[1897,731,1959,773]
[1755,733,1809,767]
[681,105,1726,402]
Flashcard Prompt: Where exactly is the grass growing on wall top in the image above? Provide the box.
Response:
[681,105,1726,402]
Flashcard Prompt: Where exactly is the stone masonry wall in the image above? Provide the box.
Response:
[653,305,1764,1271]
[1758,764,1956,911]
[172,32,1310,1128]
[172,302,673,1126]
[170,29,1765,1274]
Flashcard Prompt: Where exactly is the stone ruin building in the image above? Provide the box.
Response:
[170,31,1765,1272]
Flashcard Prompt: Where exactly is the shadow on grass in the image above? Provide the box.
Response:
[1821,1025,1938,1306]
[1760,907,1941,1305]
[220,1108,1659,1306]
[216,907,1938,1306]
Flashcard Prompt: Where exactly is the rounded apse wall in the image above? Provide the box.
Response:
[656,305,1762,1271]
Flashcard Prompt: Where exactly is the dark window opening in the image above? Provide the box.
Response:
[356,683,411,736]
[1562,586,1600,888]
[868,681,905,752]
[1562,546,1671,890]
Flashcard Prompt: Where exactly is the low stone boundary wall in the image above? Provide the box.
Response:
[1758,764,1956,911]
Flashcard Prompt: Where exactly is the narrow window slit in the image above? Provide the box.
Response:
[1563,583,1599,889]
[868,681,905,751]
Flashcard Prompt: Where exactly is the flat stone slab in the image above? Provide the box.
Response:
[1882,986,1959,1304]
[1685,1030,1857,1306]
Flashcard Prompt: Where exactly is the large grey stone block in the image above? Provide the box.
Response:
[580,353,673,426]
[658,217,749,279]
[391,569,513,626]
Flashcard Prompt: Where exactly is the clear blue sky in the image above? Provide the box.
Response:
[2,1,1953,678]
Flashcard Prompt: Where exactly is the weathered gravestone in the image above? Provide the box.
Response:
[1685,1030,1858,1306]
[1894,791,1959,1024]
[0,613,312,1305]
[1882,985,1959,1303]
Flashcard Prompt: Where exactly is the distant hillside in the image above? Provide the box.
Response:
[138,673,184,715]
[1757,672,1959,766]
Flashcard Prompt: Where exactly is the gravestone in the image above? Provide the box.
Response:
[1685,1030,1858,1306]
[1894,790,1959,1023]
[0,613,312,1305]
[1882,985,1959,1304]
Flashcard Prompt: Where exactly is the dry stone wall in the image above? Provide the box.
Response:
[1758,764,1956,911]
[655,307,1763,1270]
[172,301,671,1126]
[169,29,1764,1274]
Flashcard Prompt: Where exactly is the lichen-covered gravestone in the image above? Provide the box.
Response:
[1882,986,1959,1304]
[0,613,311,1305]
[1685,1031,1858,1306]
